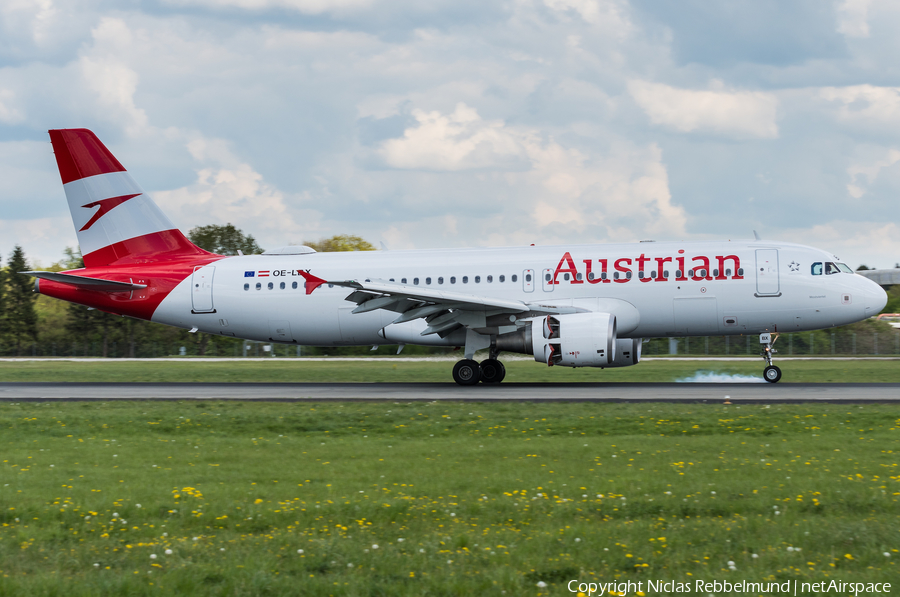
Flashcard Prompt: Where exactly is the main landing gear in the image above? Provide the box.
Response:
[760,332,782,383]
[452,354,507,386]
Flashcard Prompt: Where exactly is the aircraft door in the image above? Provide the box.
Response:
[755,249,781,297]
[191,265,216,313]
[523,269,534,293]
[542,268,554,292]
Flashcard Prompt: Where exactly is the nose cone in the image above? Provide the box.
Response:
[864,280,888,316]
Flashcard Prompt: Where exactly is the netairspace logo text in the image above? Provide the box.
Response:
[567,579,892,595]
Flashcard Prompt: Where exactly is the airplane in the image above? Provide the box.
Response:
[25,128,888,385]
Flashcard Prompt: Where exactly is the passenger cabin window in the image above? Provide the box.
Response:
[626,272,632,280]
[475,276,481,283]
[512,274,518,282]
[280,282,285,289]
[638,271,644,279]
[462,276,468,283]
[487,275,493,283]
[244,283,250,291]
[268,282,274,290]
[601,273,607,280]
[401,278,407,284]
[438,277,444,284]
[826,262,840,275]
[499,275,505,282]
[292,281,298,289]
[425,277,431,284]
[675,270,682,278]
[725,269,731,277]
[256,282,262,290]
[450,276,456,284]
[413,277,419,285]
[811,262,823,275]
[563,273,570,281]
[713,269,719,277]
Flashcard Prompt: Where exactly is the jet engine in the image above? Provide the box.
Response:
[607,337,641,367]
[529,313,617,367]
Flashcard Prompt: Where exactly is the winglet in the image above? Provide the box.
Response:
[298,270,327,295]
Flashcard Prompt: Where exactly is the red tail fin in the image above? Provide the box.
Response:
[49,129,212,267]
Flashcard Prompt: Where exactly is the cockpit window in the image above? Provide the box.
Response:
[837,263,854,273]
[825,262,840,275]
[811,262,823,275]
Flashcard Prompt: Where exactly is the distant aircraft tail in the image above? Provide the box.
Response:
[49,129,211,268]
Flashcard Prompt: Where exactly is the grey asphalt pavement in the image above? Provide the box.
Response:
[0,382,897,402]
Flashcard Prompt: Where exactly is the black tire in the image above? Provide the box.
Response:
[452,359,482,386]
[479,359,506,383]
[763,365,782,383]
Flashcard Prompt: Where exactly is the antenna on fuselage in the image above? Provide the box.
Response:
[753,230,761,241]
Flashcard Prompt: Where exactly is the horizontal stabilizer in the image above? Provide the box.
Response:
[22,271,147,292]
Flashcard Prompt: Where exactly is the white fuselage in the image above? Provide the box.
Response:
[152,240,886,347]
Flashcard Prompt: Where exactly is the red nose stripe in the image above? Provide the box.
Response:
[49,129,127,185]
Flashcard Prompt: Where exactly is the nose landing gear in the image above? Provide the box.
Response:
[760,332,781,383]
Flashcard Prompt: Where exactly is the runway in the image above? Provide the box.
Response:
[0,382,897,402]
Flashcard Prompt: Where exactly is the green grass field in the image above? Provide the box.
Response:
[1,357,899,383]
[1,401,897,596]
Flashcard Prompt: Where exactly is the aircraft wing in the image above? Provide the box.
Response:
[22,271,147,292]
[299,271,579,336]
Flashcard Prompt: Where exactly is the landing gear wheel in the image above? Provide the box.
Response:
[479,359,506,384]
[763,365,782,383]
[452,359,482,386]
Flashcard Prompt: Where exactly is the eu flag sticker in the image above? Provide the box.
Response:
[244,271,255,277]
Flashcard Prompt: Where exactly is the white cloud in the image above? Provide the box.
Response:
[152,136,320,243]
[543,0,632,34]
[846,147,900,198]
[378,104,686,242]
[162,0,372,14]
[379,103,529,171]
[628,80,779,139]
[836,0,871,38]
[0,89,24,123]
[788,220,900,270]
[78,18,149,135]
[820,84,900,124]
[0,0,58,46]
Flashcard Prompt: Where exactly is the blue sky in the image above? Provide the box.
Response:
[1,0,898,269]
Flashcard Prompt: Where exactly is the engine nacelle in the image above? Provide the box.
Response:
[531,313,616,367]
[607,337,642,368]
